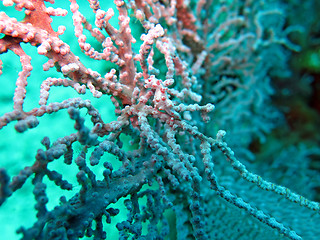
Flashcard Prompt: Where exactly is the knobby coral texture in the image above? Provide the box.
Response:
[0,0,319,239]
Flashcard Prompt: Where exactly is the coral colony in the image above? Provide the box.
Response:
[0,0,319,239]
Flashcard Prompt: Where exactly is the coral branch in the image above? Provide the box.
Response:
[0,0,319,239]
